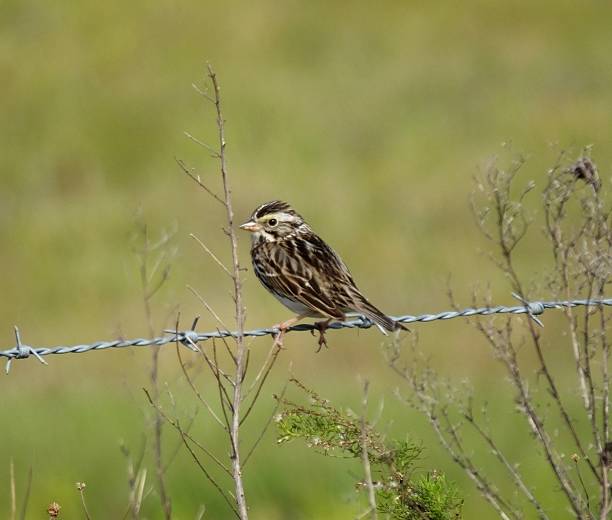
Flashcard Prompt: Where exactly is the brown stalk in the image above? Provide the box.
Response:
[137,222,173,520]
[387,339,516,520]
[176,342,227,431]
[178,64,288,519]
[77,483,92,520]
[178,424,239,518]
[402,153,610,519]
[463,402,549,520]
[190,233,233,279]
[491,163,598,484]
[207,63,250,520]
[176,157,225,206]
[240,338,283,425]
[19,466,32,520]
[243,376,290,467]
[476,315,584,517]
[143,388,231,477]
[119,436,147,519]
[360,380,378,520]
[184,64,249,519]
[10,459,16,520]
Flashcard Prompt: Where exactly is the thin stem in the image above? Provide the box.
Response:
[119,436,147,519]
[464,410,549,520]
[77,484,92,520]
[184,131,221,158]
[176,157,226,206]
[176,343,227,431]
[162,411,198,473]
[187,284,231,334]
[208,64,249,519]
[389,350,515,520]
[600,303,610,446]
[19,467,32,520]
[360,380,378,520]
[139,224,172,520]
[10,459,16,520]
[211,341,235,412]
[177,424,240,518]
[190,233,233,278]
[494,172,600,484]
[240,339,282,425]
[477,319,585,517]
[582,278,602,455]
[243,379,289,467]
[143,389,231,476]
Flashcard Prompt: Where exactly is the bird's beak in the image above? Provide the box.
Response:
[239,220,261,232]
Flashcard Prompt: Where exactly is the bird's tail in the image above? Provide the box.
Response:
[356,298,406,334]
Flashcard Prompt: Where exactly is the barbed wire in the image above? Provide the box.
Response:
[2,294,610,373]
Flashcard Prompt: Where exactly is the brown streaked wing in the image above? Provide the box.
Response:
[258,237,353,319]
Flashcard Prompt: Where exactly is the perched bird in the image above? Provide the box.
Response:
[240,200,404,347]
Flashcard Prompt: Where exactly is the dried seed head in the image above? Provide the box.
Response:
[570,453,579,463]
[570,157,601,191]
[47,502,61,518]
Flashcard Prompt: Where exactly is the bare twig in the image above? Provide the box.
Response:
[76,482,92,520]
[243,377,290,466]
[178,424,240,518]
[135,222,174,520]
[10,459,16,520]
[449,152,611,518]
[206,63,250,520]
[120,436,147,519]
[387,338,515,520]
[187,285,231,334]
[190,233,233,278]
[480,159,598,487]
[143,388,231,477]
[176,64,292,520]
[463,404,549,520]
[240,338,283,425]
[176,342,227,431]
[134,470,148,519]
[19,466,32,520]
[245,337,282,398]
[360,380,378,520]
[475,316,584,517]
[163,421,197,475]
[176,158,225,206]
[208,340,234,432]
[184,131,221,158]
[573,456,591,514]
[216,327,238,366]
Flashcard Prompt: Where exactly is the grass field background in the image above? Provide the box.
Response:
[1,1,611,518]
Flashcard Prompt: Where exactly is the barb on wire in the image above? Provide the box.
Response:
[512,292,545,327]
[5,326,48,374]
[2,297,610,373]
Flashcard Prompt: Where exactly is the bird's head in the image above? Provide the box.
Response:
[240,200,306,243]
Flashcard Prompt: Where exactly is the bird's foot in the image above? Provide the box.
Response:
[272,317,299,348]
[273,328,287,348]
[311,319,331,352]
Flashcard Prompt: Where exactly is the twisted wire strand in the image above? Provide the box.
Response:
[2,297,610,373]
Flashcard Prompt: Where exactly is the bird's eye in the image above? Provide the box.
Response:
[268,218,278,227]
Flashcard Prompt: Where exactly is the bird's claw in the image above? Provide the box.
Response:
[312,320,331,352]
[272,323,290,349]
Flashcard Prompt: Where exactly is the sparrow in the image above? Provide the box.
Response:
[240,200,404,347]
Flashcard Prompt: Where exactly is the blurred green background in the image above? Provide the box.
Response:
[1,0,611,518]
